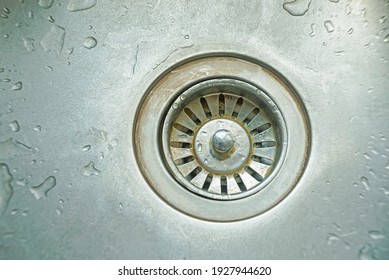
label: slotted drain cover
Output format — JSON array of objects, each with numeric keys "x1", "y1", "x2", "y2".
[
  {"x1": 162, "y1": 79, "x2": 287, "y2": 200},
  {"x1": 134, "y1": 54, "x2": 310, "y2": 221}
]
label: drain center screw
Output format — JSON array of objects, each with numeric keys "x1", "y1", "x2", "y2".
[{"x1": 212, "y1": 129, "x2": 235, "y2": 153}]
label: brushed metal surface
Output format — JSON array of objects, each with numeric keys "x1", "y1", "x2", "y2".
[{"x1": 0, "y1": 0, "x2": 388, "y2": 259}]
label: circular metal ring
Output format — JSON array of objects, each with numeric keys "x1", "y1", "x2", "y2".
[
  {"x1": 134, "y1": 54, "x2": 310, "y2": 221},
  {"x1": 162, "y1": 78, "x2": 287, "y2": 200}
]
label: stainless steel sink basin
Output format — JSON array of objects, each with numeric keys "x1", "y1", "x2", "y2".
[{"x1": 0, "y1": 0, "x2": 388, "y2": 259}]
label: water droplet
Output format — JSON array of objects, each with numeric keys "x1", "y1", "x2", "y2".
[
  {"x1": 364, "y1": 42, "x2": 371, "y2": 48},
  {"x1": 9, "y1": 120, "x2": 20, "y2": 132},
  {"x1": 119, "y1": 202, "x2": 123, "y2": 211},
  {"x1": 347, "y1": 28, "x2": 353, "y2": 34},
  {"x1": 384, "y1": 34, "x2": 389, "y2": 43},
  {"x1": 30, "y1": 176, "x2": 56, "y2": 200},
  {"x1": 283, "y1": 0, "x2": 312, "y2": 16},
  {"x1": 11, "y1": 209, "x2": 18, "y2": 215},
  {"x1": 364, "y1": 153, "x2": 371, "y2": 160},
  {"x1": 22, "y1": 37, "x2": 35, "y2": 52},
  {"x1": 326, "y1": 181, "x2": 330, "y2": 185},
  {"x1": 108, "y1": 139, "x2": 118, "y2": 151},
  {"x1": 21, "y1": 209, "x2": 28, "y2": 216},
  {"x1": 38, "y1": 0, "x2": 54, "y2": 9},
  {"x1": 172, "y1": 103, "x2": 179, "y2": 109},
  {"x1": 83, "y1": 162, "x2": 101, "y2": 176},
  {"x1": 327, "y1": 233, "x2": 340, "y2": 245},
  {"x1": 0, "y1": 67, "x2": 4, "y2": 73},
  {"x1": 381, "y1": 187, "x2": 389, "y2": 196},
  {"x1": 334, "y1": 50, "x2": 344, "y2": 56},
  {"x1": 82, "y1": 145, "x2": 91, "y2": 152},
  {"x1": 358, "y1": 244, "x2": 375, "y2": 260},
  {"x1": 66, "y1": 47, "x2": 74, "y2": 54},
  {"x1": 67, "y1": 0, "x2": 97, "y2": 12},
  {"x1": 1, "y1": 14, "x2": 8, "y2": 19},
  {"x1": 328, "y1": 0, "x2": 339, "y2": 2},
  {"x1": 197, "y1": 142, "x2": 202, "y2": 152},
  {"x1": 46, "y1": 65, "x2": 53, "y2": 72},
  {"x1": 0, "y1": 78, "x2": 10, "y2": 82},
  {"x1": 324, "y1": 20, "x2": 335, "y2": 33},
  {"x1": 47, "y1": 15, "x2": 54, "y2": 23},
  {"x1": 333, "y1": 223, "x2": 342, "y2": 231},
  {"x1": 11, "y1": 81, "x2": 22, "y2": 91},
  {"x1": 360, "y1": 176, "x2": 370, "y2": 191},
  {"x1": 88, "y1": 127, "x2": 108, "y2": 141},
  {"x1": 3, "y1": 7, "x2": 10, "y2": 14},
  {"x1": 379, "y1": 15, "x2": 387, "y2": 24},
  {"x1": 56, "y1": 208, "x2": 62, "y2": 215},
  {"x1": 15, "y1": 178, "x2": 26, "y2": 186},
  {"x1": 0, "y1": 138, "x2": 32, "y2": 159},
  {"x1": 41, "y1": 25, "x2": 66, "y2": 53},
  {"x1": 368, "y1": 230, "x2": 385, "y2": 240},
  {"x1": 184, "y1": 35, "x2": 189, "y2": 39},
  {"x1": 34, "y1": 125, "x2": 42, "y2": 132},
  {"x1": 59, "y1": 199, "x2": 64, "y2": 204},
  {"x1": 0, "y1": 163, "x2": 13, "y2": 215},
  {"x1": 309, "y1": 23, "x2": 316, "y2": 37},
  {"x1": 28, "y1": 11, "x2": 33, "y2": 18},
  {"x1": 83, "y1": 36, "x2": 97, "y2": 49},
  {"x1": 345, "y1": 4, "x2": 352, "y2": 15}
]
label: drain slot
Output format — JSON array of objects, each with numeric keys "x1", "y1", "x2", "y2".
[{"x1": 232, "y1": 97, "x2": 243, "y2": 118}]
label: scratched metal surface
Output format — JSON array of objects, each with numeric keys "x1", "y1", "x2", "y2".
[{"x1": 0, "y1": 0, "x2": 388, "y2": 259}]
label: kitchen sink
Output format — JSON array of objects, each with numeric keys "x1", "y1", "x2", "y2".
[{"x1": 0, "y1": 0, "x2": 388, "y2": 259}]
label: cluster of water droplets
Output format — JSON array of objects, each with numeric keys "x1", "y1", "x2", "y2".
[
  {"x1": 282, "y1": 0, "x2": 388, "y2": 259},
  {"x1": 283, "y1": 0, "x2": 389, "y2": 56},
  {"x1": 0, "y1": 1, "x2": 114, "y2": 225}
]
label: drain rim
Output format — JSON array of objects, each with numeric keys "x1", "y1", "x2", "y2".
[
  {"x1": 134, "y1": 54, "x2": 311, "y2": 221},
  {"x1": 161, "y1": 78, "x2": 287, "y2": 200}
]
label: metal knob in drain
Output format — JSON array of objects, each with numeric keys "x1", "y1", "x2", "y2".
[
  {"x1": 162, "y1": 79, "x2": 286, "y2": 200},
  {"x1": 212, "y1": 129, "x2": 235, "y2": 153},
  {"x1": 134, "y1": 55, "x2": 310, "y2": 221}
]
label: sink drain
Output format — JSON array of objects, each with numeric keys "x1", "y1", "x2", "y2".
[
  {"x1": 134, "y1": 54, "x2": 310, "y2": 221},
  {"x1": 162, "y1": 79, "x2": 287, "y2": 200}
]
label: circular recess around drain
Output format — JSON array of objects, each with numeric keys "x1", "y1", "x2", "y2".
[
  {"x1": 134, "y1": 54, "x2": 310, "y2": 221},
  {"x1": 162, "y1": 78, "x2": 287, "y2": 200}
]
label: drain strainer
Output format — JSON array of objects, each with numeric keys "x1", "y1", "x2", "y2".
[
  {"x1": 134, "y1": 54, "x2": 310, "y2": 221},
  {"x1": 162, "y1": 79, "x2": 287, "y2": 200}
]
